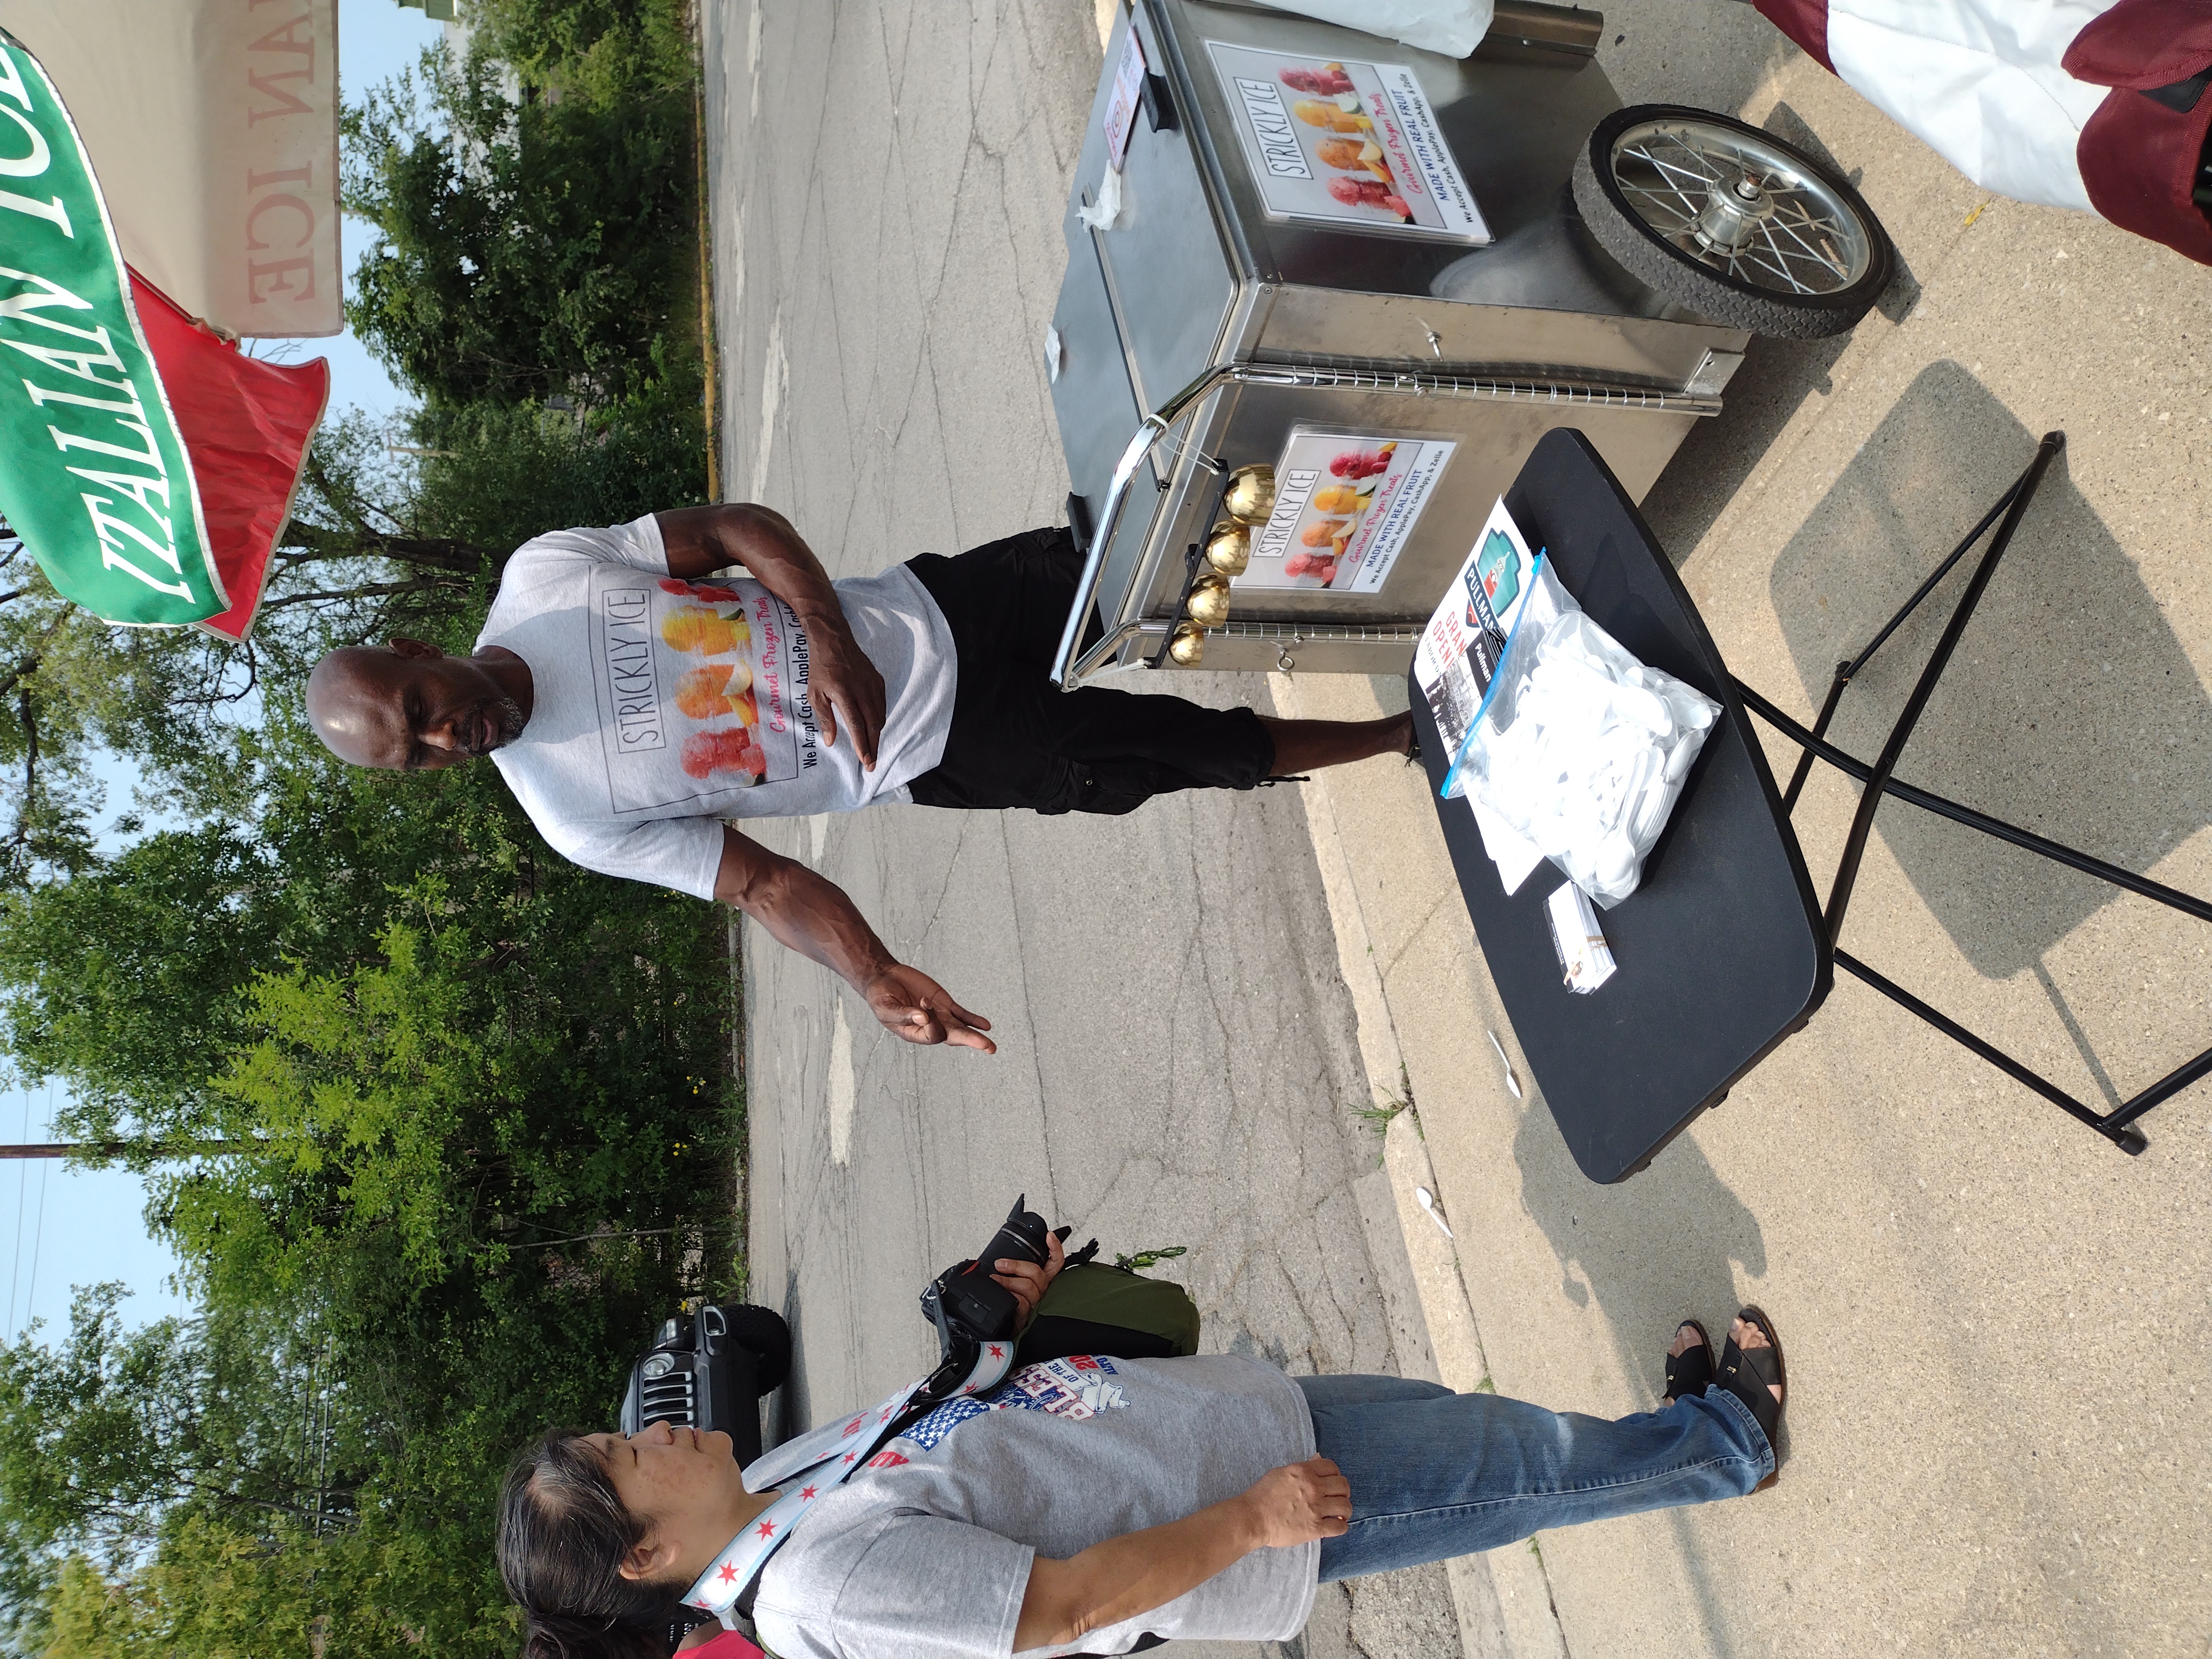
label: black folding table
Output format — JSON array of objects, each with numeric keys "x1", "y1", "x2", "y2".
[{"x1": 1413, "y1": 427, "x2": 2211, "y2": 1182}]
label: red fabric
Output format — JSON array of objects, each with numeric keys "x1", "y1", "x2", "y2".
[
  {"x1": 684, "y1": 1629, "x2": 766, "y2": 1659},
  {"x1": 1751, "y1": 0, "x2": 1836, "y2": 74},
  {"x1": 127, "y1": 271, "x2": 330, "y2": 641},
  {"x1": 2075, "y1": 84, "x2": 2212, "y2": 266},
  {"x1": 2062, "y1": 0, "x2": 2212, "y2": 90}
]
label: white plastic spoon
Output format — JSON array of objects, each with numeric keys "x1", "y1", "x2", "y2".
[
  {"x1": 1415, "y1": 1186, "x2": 1454, "y2": 1240},
  {"x1": 1487, "y1": 1029, "x2": 1523, "y2": 1099}
]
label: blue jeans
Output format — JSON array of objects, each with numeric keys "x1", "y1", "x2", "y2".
[{"x1": 1297, "y1": 1374, "x2": 1773, "y2": 1581}]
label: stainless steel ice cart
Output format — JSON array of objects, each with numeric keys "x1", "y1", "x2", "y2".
[{"x1": 1048, "y1": 0, "x2": 1894, "y2": 685}]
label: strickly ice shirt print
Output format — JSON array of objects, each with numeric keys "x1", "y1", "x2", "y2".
[
  {"x1": 475, "y1": 514, "x2": 955, "y2": 899},
  {"x1": 593, "y1": 572, "x2": 816, "y2": 797}
]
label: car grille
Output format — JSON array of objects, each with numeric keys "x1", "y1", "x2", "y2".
[{"x1": 637, "y1": 1364, "x2": 697, "y2": 1428}]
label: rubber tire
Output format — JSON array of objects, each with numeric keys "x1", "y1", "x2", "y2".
[
  {"x1": 1573, "y1": 103, "x2": 1894, "y2": 340},
  {"x1": 718, "y1": 1303, "x2": 792, "y2": 1394}
]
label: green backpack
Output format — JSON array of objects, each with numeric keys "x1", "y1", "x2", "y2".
[{"x1": 1013, "y1": 1255, "x2": 1200, "y2": 1366}]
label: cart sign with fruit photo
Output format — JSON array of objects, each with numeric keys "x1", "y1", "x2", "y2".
[
  {"x1": 1206, "y1": 43, "x2": 1490, "y2": 241},
  {"x1": 1236, "y1": 428, "x2": 1458, "y2": 593}
]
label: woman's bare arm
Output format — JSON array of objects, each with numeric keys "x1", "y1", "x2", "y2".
[{"x1": 1011, "y1": 1459, "x2": 1350, "y2": 1651}]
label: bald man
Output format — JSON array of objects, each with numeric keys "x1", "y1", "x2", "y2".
[{"x1": 308, "y1": 506, "x2": 1413, "y2": 1052}]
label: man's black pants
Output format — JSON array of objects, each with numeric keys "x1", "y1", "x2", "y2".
[{"x1": 904, "y1": 527, "x2": 1276, "y2": 816}]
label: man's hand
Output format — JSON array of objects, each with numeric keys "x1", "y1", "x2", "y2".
[
  {"x1": 801, "y1": 614, "x2": 886, "y2": 773},
  {"x1": 655, "y1": 503, "x2": 884, "y2": 768},
  {"x1": 990, "y1": 1227, "x2": 1066, "y2": 1325},
  {"x1": 860, "y1": 963, "x2": 996, "y2": 1053},
  {"x1": 1238, "y1": 1458, "x2": 1353, "y2": 1548},
  {"x1": 718, "y1": 829, "x2": 995, "y2": 1058}
]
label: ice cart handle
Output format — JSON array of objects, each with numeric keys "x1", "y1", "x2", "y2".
[{"x1": 1051, "y1": 362, "x2": 1264, "y2": 691}]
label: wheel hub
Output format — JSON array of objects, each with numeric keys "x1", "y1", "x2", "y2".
[{"x1": 1692, "y1": 169, "x2": 1772, "y2": 255}]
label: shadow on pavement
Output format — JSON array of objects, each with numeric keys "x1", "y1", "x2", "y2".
[
  {"x1": 771, "y1": 1269, "x2": 806, "y2": 1452},
  {"x1": 1510, "y1": 1097, "x2": 1767, "y2": 1659},
  {"x1": 1764, "y1": 359, "x2": 2210, "y2": 982}
]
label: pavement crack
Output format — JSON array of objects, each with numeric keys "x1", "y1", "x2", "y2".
[
  {"x1": 1381, "y1": 889, "x2": 1454, "y2": 980},
  {"x1": 995, "y1": 815, "x2": 1063, "y2": 1214}
]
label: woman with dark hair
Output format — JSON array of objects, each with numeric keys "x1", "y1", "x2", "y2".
[
  {"x1": 497, "y1": 1427, "x2": 707, "y2": 1659},
  {"x1": 497, "y1": 1250, "x2": 1787, "y2": 1659}
]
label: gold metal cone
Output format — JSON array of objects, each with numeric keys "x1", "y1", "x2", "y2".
[
  {"x1": 1185, "y1": 573, "x2": 1231, "y2": 628},
  {"x1": 1204, "y1": 520, "x2": 1251, "y2": 577},
  {"x1": 1167, "y1": 623, "x2": 1206, "y2": 665},
  {"x1": 1222, "y1": 464, "x2": 1276, "y2": 526}
]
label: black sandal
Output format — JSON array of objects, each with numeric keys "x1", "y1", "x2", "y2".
[
  {"x1": 1716, "y1": 1305, "x2": 1786, "y2": 1489},
  {"x1": 1661, "y1": 1319, "x2": 1715, "y2": 1404}
]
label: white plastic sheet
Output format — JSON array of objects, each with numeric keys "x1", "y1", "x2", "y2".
[
  {"x1": 1250, "y1": 0, "x2": 1495, "y2": 60},
  {"x1": 1459, "y1": 561, "x2": 1719, "y2": 908},
  {"x1": 1825, "y1": 0, "x2": 2111, "y2": 212},
  {"x1": 1076, "y1": 166, "x2": 1126, "y2": 230}
]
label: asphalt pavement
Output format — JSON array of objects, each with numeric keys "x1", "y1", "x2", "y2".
[
  {"x1": 702, "y1": 4, "x2": 1468, "y2": 1651},
  {"x1": 705, "y1": 6, "x2": 2212, "y2": 1657}
]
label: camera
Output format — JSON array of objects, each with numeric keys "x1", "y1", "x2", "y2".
[{"x1": 914, "y1": 1194, "x2": 1060, "y2": 1404}]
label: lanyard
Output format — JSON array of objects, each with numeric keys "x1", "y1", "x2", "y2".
[{"x1": 681, "y1": 1338, "x2": 1018, "y2": 1618}]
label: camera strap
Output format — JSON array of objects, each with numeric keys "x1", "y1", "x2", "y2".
[{"x1": 681, "y1": 1339, "x2": 1018, "y2": 1621}]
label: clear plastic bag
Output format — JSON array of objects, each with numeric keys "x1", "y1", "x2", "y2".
[{"x1": 1445, "y1": 557, "x2": 1719, "y2": 908}]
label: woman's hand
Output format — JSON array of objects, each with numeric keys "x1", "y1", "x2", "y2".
[
  {"x1": 1014, "y1": 1447, "x2": 1350, "y2": 1650},
  {"x1": 1238, "y1": 1458, "x2": 1353, "y2": 1548},
  {"x1": 990, "y1": 1226, "x2": 1067, "y2": 1325}
]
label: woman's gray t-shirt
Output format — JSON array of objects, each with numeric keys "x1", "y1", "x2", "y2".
[{"x1": 751, "y1": 1354, "x2": 1319, "y2": 1659}]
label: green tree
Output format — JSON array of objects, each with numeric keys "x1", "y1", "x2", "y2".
[
  {"x1": 0, "y1": 526, "x2": 259, "y2": 885},
  {"x1": 0, "y1": 1288, "x2": 355, "y2": 1647},
  {"x1": 38, "y1": 1521, "x2": 415, "y2": 1659},
  {"x1": 0, "y1": 718, "x2": 734, "y2": 1655},
  {"x1": 342, "y1": 33, "x2": 697, "y2": 409},
  {"x1": 0, "y1": 4, "x2": 721, "y2": 1649},
  {"x1": 465, "y1": 0, "x2": 697, "y2": 106}
]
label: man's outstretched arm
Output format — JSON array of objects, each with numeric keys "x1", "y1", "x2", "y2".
[
  {"x1": 714, "y1": 825, "x2": 994, "y2": 1053},
  {"x1": 1012, "y1": 1458, "x2": 1350, "y2": 1651},
  {"x1": 656, "y1": 503, "x2": 886, "y2": 771}
]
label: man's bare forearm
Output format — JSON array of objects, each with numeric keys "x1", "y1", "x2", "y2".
[
  {"x1": 1014, "y1": 1495, "x2": 1262, "y2": 1651},
  {"x1": 714, "y1": 826, "x2": 993, "y2": 1051},
  {"x1": 657, "y1": 503, "x2": 843, "y2": 626},
  {"x1": 716, "y1": 841, "x2": 893, "y2": 990}
]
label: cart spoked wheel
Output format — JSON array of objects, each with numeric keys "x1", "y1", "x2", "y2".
[
  {"x1": 719, "y1": 1303, "x2": 792, "y2": 1394},
  {"x1": 1573, "y1": 105, "x2": 1894, "y2": 339}
]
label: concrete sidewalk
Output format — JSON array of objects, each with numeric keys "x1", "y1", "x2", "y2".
[{"x1": 1290, "y1": 7, "x2": 2212, "y2": 1656}]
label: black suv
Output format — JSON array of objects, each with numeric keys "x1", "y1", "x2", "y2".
[{"x1": 619, "y1": 1301, "x2": 791, "y2": 1468}]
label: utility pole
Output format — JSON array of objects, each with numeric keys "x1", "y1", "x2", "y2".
[{"x1": 0, "y1": 1142, "x2": 248, "y2": 1159}]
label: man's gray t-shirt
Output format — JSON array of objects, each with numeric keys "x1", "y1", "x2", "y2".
[
  {"x1": 752, "y1": 1355, "x2": 1319, "y2": 1659},
  {"x1": 476, "y1": 514, "x2": 955, "y2": 899}
]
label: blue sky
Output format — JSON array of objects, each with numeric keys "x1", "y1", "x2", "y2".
[{"x1": 0, "y1": 1, "x2": 447, "y2": 1350}]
